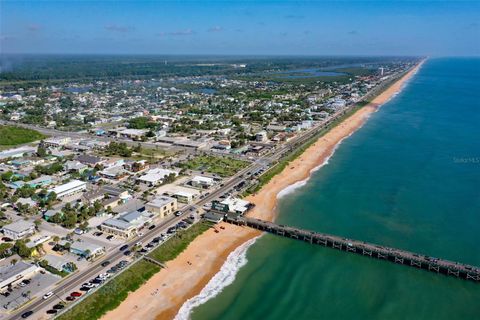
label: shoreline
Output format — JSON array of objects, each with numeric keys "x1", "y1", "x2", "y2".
[{"x1": 101, "y1": 60, "x2": 424, "y2": 320}]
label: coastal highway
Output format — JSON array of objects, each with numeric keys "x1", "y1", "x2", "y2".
[
  {"x1": 7, "y1": 153, "x2": 263, "y2": 320},
  {"x1": 6, "y1": 67, "x2": 413, "y2": 319}
]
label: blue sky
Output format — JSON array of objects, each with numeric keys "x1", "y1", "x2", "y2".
[{"x1": 1, "y1": 1, "x2": 479, "y2": 56}]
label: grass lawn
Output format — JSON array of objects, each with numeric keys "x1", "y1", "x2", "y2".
[
  {"x1": 57, "y1": 221, "x2": 212, "y2": 320},
  {"x1": 0, "y1": 125, "x2": 46, "y2": 146},
  {"x1": 179, "y1": 155, "x2": 249, "y2": 177},
  {"x1": 148, "y1": 221, "x2": 212, "y2": 262}
]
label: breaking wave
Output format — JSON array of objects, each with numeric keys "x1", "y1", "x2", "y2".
[{"x1": 174, "y1": 236, "x2": 261, "y2": 320}]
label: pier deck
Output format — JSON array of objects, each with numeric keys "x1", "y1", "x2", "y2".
[{"x1": 225, "y1": 216, "x2": 480, "y2": 282}]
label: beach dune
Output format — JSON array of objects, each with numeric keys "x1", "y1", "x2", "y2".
[{"x1": 101, "y1": 61, "x2": 424, "y2": 320}]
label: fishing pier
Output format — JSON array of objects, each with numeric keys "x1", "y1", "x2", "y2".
[{"x1": 225, "y1": 216, "x2": 480, "y2": 282}]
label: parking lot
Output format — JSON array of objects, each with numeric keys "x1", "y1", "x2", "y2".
[{"x1": 0, "y1": 272, "x2": 59, "y2": 312}]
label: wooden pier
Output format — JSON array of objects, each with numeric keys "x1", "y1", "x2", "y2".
[{"x1": 225, "y1": 216, "x2": 480, "y2": 282}]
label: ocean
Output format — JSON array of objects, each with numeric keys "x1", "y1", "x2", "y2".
[{"x1": 184, "y1": 58, "x2": 480, "y2": 320}]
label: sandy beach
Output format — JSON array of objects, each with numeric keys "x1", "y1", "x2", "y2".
[{"x1": 101, "y1": 61, "x2": 424, "y2": 320}]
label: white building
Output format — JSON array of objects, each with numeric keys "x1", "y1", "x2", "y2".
[
  {"x1": 220, "y1": 197, "x2": 251, "y2": 215},
  {"x1": 2, "y1": 221, "x2": 35, "y2": 240},
  {"x1": 100, "y1": 210, "x2": 155, "y2": 238},
  {"x1": 255, "y1": 131, "x2": 268, "y2": 142},
  {"x1": 42, "y1": 137, "x2": 71, "y2": 148},
  {"x1": 48, "y1": 179, "x2": 87, "y2": 198},
  {"x1": 172, "y1": 190, "x2": 195, "y2": 203},
  {"x1": 145, "y1": 196, "x2": 178, "y2": 218},
  {"x1": 137, "y1": 168, "x2": 178, "y2": 187},
  {"x1": 191, "y1": 176, "x2": 214, "y2": 188}
]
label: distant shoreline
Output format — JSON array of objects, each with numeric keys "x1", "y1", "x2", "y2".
[{"x1": 100, "y1": 60, "x2": 425, "y2": 320}]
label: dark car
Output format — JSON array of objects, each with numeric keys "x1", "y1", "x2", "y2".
[
  {"x1": 123, "y1": 250, "x2": 132, "y2": 256},
  {"x1": 119, "y1": 245, "x2": 129, "y2": 251},
  {"x1": 22, "y1": 279, "x2": 31, "y2": 285},
  {"x1": 53, "y1": 304, "x2": 65, "y2": 310},
  {"x1": 101, "y1": 260, "x2": 111, "y2": 267},
  {"x1": 21, "y1": 311, "x2": 33, "y2": 318},
  {"x1": 148, "y1": 224, "x2": 156, "y2": 230},
  {"x1": 66, "y1": 296, "x2": 76, "y2": 301},
  {"x1": 152, "y1": 237, "x2": 161, "y2": 243},
  {"x1": 46, "y1": 309, "x2": 58, "y2": 314}
]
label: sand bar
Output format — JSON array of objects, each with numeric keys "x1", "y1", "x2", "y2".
[{"x1": 101, "y1": 61, "x2": 424, "y2": 320}]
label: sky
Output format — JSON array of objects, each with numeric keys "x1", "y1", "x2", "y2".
[{"x1": 1, "y1": 0, "x2": 479, "y2": 56}]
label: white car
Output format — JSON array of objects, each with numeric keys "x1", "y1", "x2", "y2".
[{"x1": 43, "y1": 292, "x2": 54, "y2": 300}]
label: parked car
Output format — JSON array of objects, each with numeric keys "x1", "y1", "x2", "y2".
[
  {"x1": 148, "y1": 224, "x2": 156, "y2": 230},
  {"x1": 119, "y1": 245, "x2": 129, "y2": 251},
  {"x1": 70, "y1": 291, "x2": 82, "y2": 297},
  {"x1": 46, "y1": 309, "x2": 58, "y2": 315}
]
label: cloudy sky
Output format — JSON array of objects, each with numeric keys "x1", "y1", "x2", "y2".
[{"x1": 1, "y1": 0, "x2": 479, "y2": 56}]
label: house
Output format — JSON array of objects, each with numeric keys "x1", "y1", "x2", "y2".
[
  {"x1": 100, "y1": 165, "x2": 128, "y2": 180},
  {"x1": 69, "y1": 241, "x2": 105, "y2": 259},
  {"x1": 48, "y1": 179, "x2": 87, "y2": 198},
  {"x1": 64, "y1": 160, "x2": 88, "y2": 173},
  {"x1": 124, "y1": 160, "x2": 149, "y2": 173},
  {"x1": 145, "y1": 196, "x2": 178, "y2": 218},
  {"x1": 191, "y1": 175, "x2": 215, "y2": 188},
  {"x1": 0, "y1": 262, "x2": 39, "y2": 291},
  {"x1": 16, "y1": 198, "x2": 37, "y2": 208},
  {"x1": 26, "y1": 175, "x2": 53, "y2": 188},
  {"x1": 2, "y1": 220, "x2": 36, "y2": 240},
  {"x1": 42, "y1": 254, "x2": 75, "y2": 273},
  {"x1": 76, "y1": 155, "x2": 104, "y2": 167},
  {"x1": 43, "y1": 209, "x2": 61, "y2": 222}
]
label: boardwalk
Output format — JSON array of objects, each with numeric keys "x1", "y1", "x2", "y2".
[{"x1": 225, "y1": 216, "x2": 480, "y2": 282}]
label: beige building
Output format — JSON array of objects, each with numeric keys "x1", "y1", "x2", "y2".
[{"x1": 145, "y1": 196, "x2": 178, "y2": 218}]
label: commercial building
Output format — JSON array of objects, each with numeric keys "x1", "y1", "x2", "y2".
[
  {"x1": 137, "y1": 168, "x2": 178, "y2": 187},
  {"x1": 100, "y1": 210, "x2": 155, "y2": 238},
  {"x1": 212, "y1": 197, "x2": 252, "y2": 215},
  {"x1": 48, "y1": 179, "x2": 87, "y2": 198},
  {"x1": 145, "y1": 196, "x2": 178, "y2": 218},
  {"x1": 0, "y1": 146, "x2": 37, "y2": 160},
  {"x1": 190, "y1": 175, "x2": 215, "y2": 188},
  {"x1": 0, "y1": 262, "x2": 39, "y2": 291},
  {"x1": 41, "y1": 137, "x2": 71, "y2": 148},
  {"x1": 2, "y1": 221, "x2": 36, "y2": 240},
  {"x1": 255, "y1": 130, "x2": 268, "y2": 142}
]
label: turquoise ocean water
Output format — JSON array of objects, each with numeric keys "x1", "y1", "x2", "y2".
[{"x1": 188, "y1": 58, "x2": 480, "y2": 320}]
